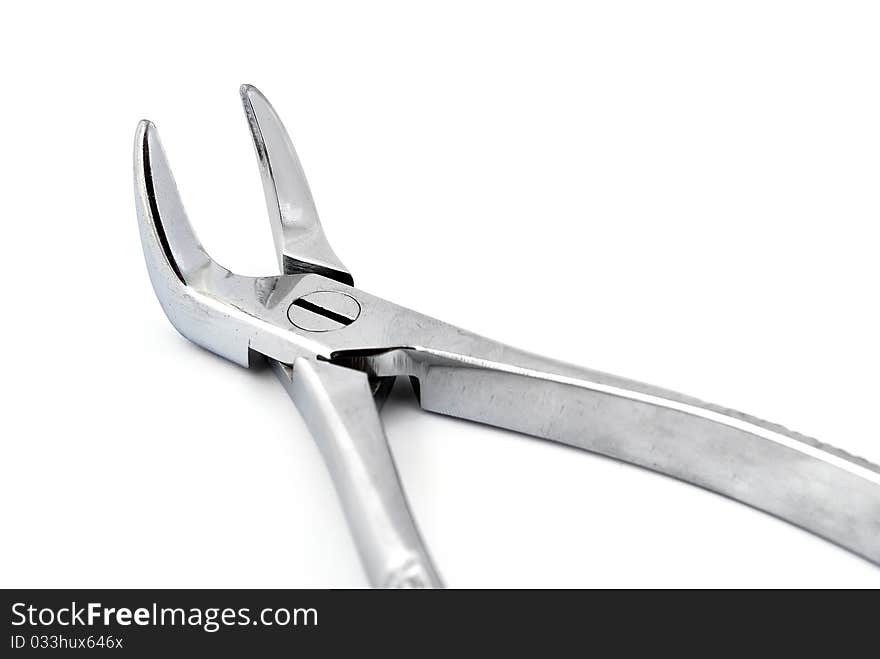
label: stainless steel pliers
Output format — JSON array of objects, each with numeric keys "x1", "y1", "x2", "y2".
[{"x1": 133, "y1": 85, "x2": 880, "y2": 587}]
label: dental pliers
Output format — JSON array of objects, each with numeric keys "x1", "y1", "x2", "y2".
[{"x1": 134, "y1": 85, "x2": 880, "y2": 587}]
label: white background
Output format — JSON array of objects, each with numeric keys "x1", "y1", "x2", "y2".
[{"x1": 1, "y1": 2, "x2": 879, "y2": 588}]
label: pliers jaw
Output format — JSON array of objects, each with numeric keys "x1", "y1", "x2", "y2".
[
  {"x1": 134, "y1": 119, "x2": 254, "y2": 366},
  {"x1": 134, "y1": 113, "x2": 362, "y2": 368},
  {"x1": 134, "y1": 82, "x2": 363, "y2": 368},
  {"x1": 240, "y1": 84, "x2": 353, "y2": 285}
]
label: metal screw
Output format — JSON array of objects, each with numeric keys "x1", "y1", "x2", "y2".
[{"x1": 287, "y1": 291, "x2": 361, "y2": 332}]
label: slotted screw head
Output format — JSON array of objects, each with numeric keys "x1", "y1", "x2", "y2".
[{"x1": 287, "y1": 291, "x2": 361, "y2": 332}]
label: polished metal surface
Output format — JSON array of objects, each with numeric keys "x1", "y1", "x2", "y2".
[
  {"x1": 274, "y1": 358, "x2": 441, "y2": 588},
  {"x1": 134, "y1": 85, "x2": 880, "y2": 587},
  {"x1": 241, "y1": 85, "x2": 352, "y2": 284}
]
